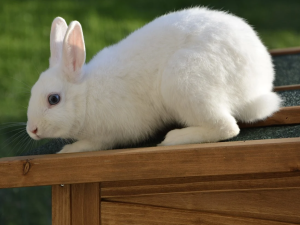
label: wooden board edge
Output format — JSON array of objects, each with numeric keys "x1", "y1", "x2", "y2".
[
  {"x1": 270, "y1": 47, "x2": 300, "y2": 56},
  {"x1": 1, "y1": 137, "x2": 300, "y2": 189},
  {"x1": 274, "y1": 84, "x2": 300, "y2": 92},
  {"x1": 101, "y1": 175, "x2": 300, "y2": 198}
]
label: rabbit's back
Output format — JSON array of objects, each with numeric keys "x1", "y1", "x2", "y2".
[{"x1": 88, "y1": 7, "x2": 274, "y2": 111}]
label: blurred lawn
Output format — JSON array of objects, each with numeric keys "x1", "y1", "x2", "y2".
[{"x1": 1, "y1": 1, "x2": 300, "y2": 224}]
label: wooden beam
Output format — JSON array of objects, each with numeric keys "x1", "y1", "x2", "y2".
[
  {"x1": 274, "y1": 84, "x2": 300, "y2": 92},
  {"x1": 52, "y1": 183, "x2": 101, "y2": 225},
  {"x1": 269, "y1": 47, "x2": 300, "y2": 56},
  {"x1": 0, "y1": 137, "x2": 300, "y2": 189},
  {"x1": 101, "y1": 174, "x2": 300, "y2": 198},
  {"x1": 52, "y1": 184, "x2": 71, "y2": 225},
  {"x1": 71, "y1": 183, "x2": 101, "y2": 225}
]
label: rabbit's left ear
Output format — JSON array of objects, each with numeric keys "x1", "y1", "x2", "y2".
[
  {"x1": 62, "y1": 21, "x2": 86, "y2": 83},
  {"x1": 50, "y1": 17, "x2": 68, "y2": 68}
]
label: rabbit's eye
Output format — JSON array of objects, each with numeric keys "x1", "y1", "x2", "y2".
[{"x1": 48, "y1": 94, "x2": 60, "y2": 105}]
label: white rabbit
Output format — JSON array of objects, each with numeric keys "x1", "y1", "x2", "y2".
[{"x1": 26, "y1": 7, "x2": 281, "y2": 153}]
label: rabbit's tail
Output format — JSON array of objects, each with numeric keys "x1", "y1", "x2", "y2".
[{"x1": 236, "y1": 92, "x2": 282, "y2": 123}]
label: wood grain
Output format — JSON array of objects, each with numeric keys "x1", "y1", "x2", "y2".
[
  {"x1": 52, "y1": 184, "x2": 71, "y2": 225},
  {"x1": 104, "y1": 188, "x2": 300, "y2": 224},
  {"x1": 1, "y1": 138, "x2": 300, "y2": 188},
  {"x1": 238, "y1": 106, "x2": 300, "y2": 128},
  {"x1": 101, "y1": 174, "x2": 300, "y2": 198},
  {"x1": 101, "y1": 201, "x2": 295, "y2": 225},
  {"x1": 71, "y1": 183, "x2": 101, "y2": 225}
]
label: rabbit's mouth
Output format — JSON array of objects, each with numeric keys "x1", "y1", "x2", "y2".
[
  {"x1": 28, "y1": 131, "x2": 42, "y2": 141},
  {"x1": 26, "y1": 124, "x2": 42, "y2": 140},
  {"x1": 34, "y1": 134, "x2": 41, "y2": 140}
]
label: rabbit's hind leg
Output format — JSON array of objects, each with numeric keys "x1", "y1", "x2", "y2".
[
  {"x1": 159, "y1": 112, "x2": 239, "y2": 146},
  {"x1": 160, "y1": 49, "x2": 239, "y2": 146}
]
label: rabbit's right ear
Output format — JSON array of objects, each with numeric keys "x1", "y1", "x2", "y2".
[
  {"x1": 61, "y1": 21, "x2": 86, "y2": 83},
  {"x1": 49, "y1": 17, "x2": 68, "y2": 68}
]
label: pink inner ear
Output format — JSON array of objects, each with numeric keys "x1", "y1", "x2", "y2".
[
  {"x1": 72, "y1": 57, "x2": 77, "y2": 71},
  {"x1": 62, "y1": 21, "x2": 86, "y2": 81},
  {"x1": 68, "y1": 24, "x2": 85, "y2": 72}
]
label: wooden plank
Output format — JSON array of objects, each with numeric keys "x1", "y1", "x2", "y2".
[
  {"x1": 101, "y1": 174, "x2": 300, "y2": 198},
  {"x1": 71, "y1": 182, "x2": 101, "y2": 225},
  {"x1": 1, "y1": 137, "x2": 300, "y2": 188},
  {"x1": 269, "y1": 47, "x2": 300, "y2": 56},
  {"x1": 274, "y1": 84, "x2": 300, "y2": 92},
  {"x1": 239, "y1": 106, "x2": 300, "y2": 128},
  {"x1": 101, "y1": 171, "x2": 300, "y2": 189},
  {"x1": 101, "y1": 201, "x2": 295, "y2": 225},
  {"x1": 52, "y1": 184, "x2": 71, "y2": 225},
  {"x1": 104, "y1": 188, "x2": 300, "y2": 224}
]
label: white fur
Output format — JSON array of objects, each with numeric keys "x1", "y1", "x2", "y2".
[
  {"x1": 26, "y1": 7, "x2": 282, "y2": 153},
  {"x1": 49, "y1": 17, "x2": 68, "y2": 68}
]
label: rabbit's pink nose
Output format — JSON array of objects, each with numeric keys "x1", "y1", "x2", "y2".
[{"x1": 32, "y1": 128, "x2": 38, "y2": 134}]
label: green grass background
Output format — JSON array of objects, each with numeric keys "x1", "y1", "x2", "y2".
[{"x1": 1, "y1": 0, "x2": 300, "y2": 224}]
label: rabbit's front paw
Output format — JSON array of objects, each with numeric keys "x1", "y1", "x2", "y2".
[
  {"x1": 57, "y1": 144, "x2": 76, "y2": 154},
  {"x1": 57, "y1": 140, "x2": 99, "y2": 153}
]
